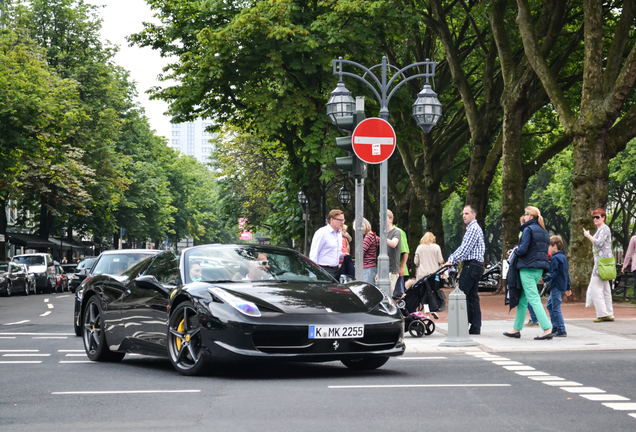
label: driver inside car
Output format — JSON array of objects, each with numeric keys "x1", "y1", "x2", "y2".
[
  {"x1": 189, "y1": 262, "x2": 203, "y2": 282},
  {"x1": 244, "y1": 253, "x2": 271, "y2": 280}
]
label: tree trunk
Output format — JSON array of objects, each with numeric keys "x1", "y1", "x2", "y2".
[
  {"x1": 38, "y1": 194, "x2": 54, "y2": 241},
  {"x1": 569, "y1": 132, "x2": 610, "y2": 300},
  {"x1": 0, "y1": 199, "x2": 7, "y2": 261}
]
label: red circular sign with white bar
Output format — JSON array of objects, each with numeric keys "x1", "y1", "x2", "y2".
[{"x1": 351, "y1": 118, "x2": 397, "y2": 164}]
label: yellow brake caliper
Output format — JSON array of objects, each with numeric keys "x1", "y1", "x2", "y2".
[{"x1": 176, "y1": 319, "x2": 185, "y2": 351}]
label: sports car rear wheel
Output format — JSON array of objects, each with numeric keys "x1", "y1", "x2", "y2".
[
  {"x1": 168, "y1": 302, "x2": 207, "y2": 376},
  {"x1": 341, "y1": 356, "x2": 389, "y2": 371},
  {"x1": 82, "y1": 297, "x2": 124, "y2": 362}
]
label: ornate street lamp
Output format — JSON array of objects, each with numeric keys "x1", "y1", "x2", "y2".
[
  {"x1": 297, "y1": 190, "x2": 308, "y2": 214},
  {"x1": 413, "y1": 83, "x2": 442, "y2": 133},
  {"x1": 337, "y1": 185, "x2": 352, "y2": 209},
  {"x1": 326, "y1": 78, "x2": 355, "y2": 125}
]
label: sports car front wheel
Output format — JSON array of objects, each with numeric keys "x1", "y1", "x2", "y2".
[
  {"x1": 342, "y1": 356, "x2": 389, "y2": 371},
  {"x1": 167, "y1": 302, "x2": 207, "y2": 376},
  {"x1": 82, "y1": 297, "x2": 124, "y2": 362}
]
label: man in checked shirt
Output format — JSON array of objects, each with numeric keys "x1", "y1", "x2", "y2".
[{"x1": 445, "y1": 205, "x2": 486, "y2": 335}]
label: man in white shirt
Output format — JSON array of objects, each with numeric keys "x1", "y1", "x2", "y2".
[{"x1": 309, "y1": 209, "x2": 346, "y2": 280}]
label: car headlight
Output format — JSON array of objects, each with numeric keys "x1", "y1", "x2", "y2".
[
  {"x1": 208, "y1": 287, "x2": 261, "y2": 317},
  {"x1": 378, "y1": 292, "x2": 399, "y2": 315},
  {"x1": 76, "y1": 289, "x2": 84, "y2": 301}
]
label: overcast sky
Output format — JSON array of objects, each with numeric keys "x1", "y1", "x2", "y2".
[{"x1": 85, "y1": 0, "x2": 173, "y2": 139}]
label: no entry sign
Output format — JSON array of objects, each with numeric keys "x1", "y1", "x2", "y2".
[{"x1": 351, "y1": 118, "x2": 396, "y2": 164}]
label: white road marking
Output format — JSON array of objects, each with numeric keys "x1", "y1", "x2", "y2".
[
  {"x1": 33, "y1": 336, "x2": 67, "y2": 339},
  {"x1": 59, "y1": 361, "x2": 93, "y2": 364},
  {"x1": 0, "y1": 337, "x2": 16, "y2": 339},
  {"x1": 0, "y1": 361, "x2": 42, "y2": 364},
  {"x1": 57, "y1": 295, "x2": 71, "y2": 298},
  {"x1": 528, "y1": 376, "x2": 565, "y2": 381},
  {"x1": 39, "y1": 312, "x2": 52, "y2": 317},
  {"x1": 44, "y1": 298, "x2": 49, "y2": 303},
  {"x1": 602, "y1": 403, "x2": 636, "y2": 410},
  {"x1": 544, "y1": 381, "x2": 582, "y2": 386},
  {"x1": 3, "y1": 320, "x2": 30, "y2": 326},
  {"x1": 398, "y1": 356, "x2": 447, "y2": 360},
  {"x1": 629, "y1": 414, "x2": 636, "y2": 419},
  {"x1": 503, "y1": 366, "x2": 535, "y2": 371},
  {"x1": 0, "y1": 333, "x2": 74, "y2": 336},
  {"x1": 561, "y1": 387, "x2": 605, "y2": 394},
  {"x1": 47, "y1": 304, "x2": 54, "y2": 309},
  {"x1": 482, "y1": 357, "x2": 509, "y2": 360},
  {"x1": 0, "y1": 350, "x2": 39, "y2": 352},
  {"x1": 52, "y1": 390, "x2": 202, "y2": 395},
  {"x1": 58, "y1": 350, "x2": 85, "y2": 353},
  {"x1": 516, "y1": 371, "x2": 549, "y2": 376},
  {"x1": 329, "y1": 384, "x2": 511, "y2": 389},
  {"x1": 3, "y1": 354, "x2": 50, "y2": 357},
  {"x1": 465, "y1": 352, "x2": 490, "y2": 356},
  {"x1": 581, "y1": 394, "x2": 630, "y2": 401},
  {"x1": 65, "y1": 354, "x2": 87, "y2": 357},
  {"x1": 493, "y1": 361, "x2": 523, "y2": 366}
]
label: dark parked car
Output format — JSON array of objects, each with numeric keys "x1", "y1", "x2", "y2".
[
  {"x1": 73, "y1": 250, "x2": 161, "y2": 336},
  {"x1": 68, "y1": 258, "x2": 96, "y2": 293},
  {"x1": 77, "y1": 245, "x2": 404, "y2": 376},
  {"x1": 16, "y1": 264, "x2": 36, "y2": 295},
  {"x1": 0, "y1": 262, "x2": 30, "y2": 296},
  {"x1": 54, "y1": 265, "x2": 69, "y2": 293}
]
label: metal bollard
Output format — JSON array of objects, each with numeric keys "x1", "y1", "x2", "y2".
[{"x1": 440, "y1": 286, "x2": 478, "y2": 347}]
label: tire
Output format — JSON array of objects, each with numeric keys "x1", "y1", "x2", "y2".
[
  {"x1": 342, "y1": 356, "x2": 389, "y2": 371},
  {"x1": 5, "y1": 282, "x2": 11, "y2": 297},
  {"x1": 408, "y1": 320, "x2": 425, "y2": 338},
  {"x1": 167, "y1": 302, "x2": 207, "y2": 376},
  {"x1": 46, "y1": 280, "x2": 53, "y2": 294},
  {"x1": 82, "y1": 297, "x2": 124, "y2": 362},
  {"x1": 422, "y1": 318, "x2": 435, "y2": 335},
  {"x1": 22, "y1": 282, "x2": 29, "y2": 296}
]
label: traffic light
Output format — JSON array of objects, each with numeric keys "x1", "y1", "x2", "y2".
[{"x1": 334, "y1": 111, "x2": 367, "y2": 179}]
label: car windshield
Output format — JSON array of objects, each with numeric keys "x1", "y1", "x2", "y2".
[
  {"x1": 92, "y1": 253, "x2": 156, "y2": 276},
  {"x1": 0, "y1": 264, "x2": 8, "y2": 272},
  {"x1": 13, "y1": 256, "x2": 45, "y2": 266},
  {"x1": 77, "y1": 258, "x2": 96, "y2": 270},
  {"x1": 183, "y1": 246, "x2": 334, "y2": 284}
]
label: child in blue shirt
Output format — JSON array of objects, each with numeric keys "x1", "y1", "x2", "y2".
[{"x1": 542, "y1": 235, "x2": 572, "y2": 336}]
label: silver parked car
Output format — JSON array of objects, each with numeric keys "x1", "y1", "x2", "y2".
[{"x1": 12, "y1": 253, "x2": 56, "y2": 294}]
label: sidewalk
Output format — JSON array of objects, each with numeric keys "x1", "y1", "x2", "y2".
[{"x1": 404, "y1": 289, "x2": 636, "y2": 354}]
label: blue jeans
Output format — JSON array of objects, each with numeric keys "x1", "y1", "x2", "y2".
[
  {"x1": 547, "y1": 289, "x2": 565, "y2": 333},
  {"x1": 363, "y1": 267, "x2": 377, "y2": 285}
]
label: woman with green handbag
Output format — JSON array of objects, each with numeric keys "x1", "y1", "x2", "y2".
[{"x1": 583, "y1": 208, "x2": 615, "y2": 322}]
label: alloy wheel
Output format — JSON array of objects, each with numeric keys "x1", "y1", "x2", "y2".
[{"x1": 168, "y1": 303, "x2": 205, "y2": 375}]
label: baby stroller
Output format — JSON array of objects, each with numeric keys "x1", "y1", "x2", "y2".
[{"x1": 396, "y1": 265, "x2": 450, "y2": 338}]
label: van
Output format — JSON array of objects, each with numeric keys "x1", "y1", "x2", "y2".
[{"x1": 12, "y1": 253, "x2": 56, "y2": 294}]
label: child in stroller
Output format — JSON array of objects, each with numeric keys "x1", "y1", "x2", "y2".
[{"x1": 396, "y1": 265, "x2": 450, "y2": 337}]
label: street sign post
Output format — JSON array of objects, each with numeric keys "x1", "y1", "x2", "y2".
[{"x1": 351, "y1": 118, "x2": 396, "y2": 164}]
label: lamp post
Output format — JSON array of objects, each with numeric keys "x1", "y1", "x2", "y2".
[
  {"x1": 337, "y1": 185, "x2": 352, "y2": 209},
  {"x1": 297, "y1": 191, "x2": 309, "y2": 255},
  {"x1": 329, "y1": 56, "x2": 441, "y2": 295}
]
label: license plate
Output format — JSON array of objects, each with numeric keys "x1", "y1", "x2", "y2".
[{"x1": 308, "y1": 325, "x2": 364, "y2": 339}]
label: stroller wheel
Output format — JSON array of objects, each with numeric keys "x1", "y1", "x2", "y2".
[
  {"x1": 408, "y1": 320, "x2": 425, "y2": 338},
  {"x1": 423, "y1": 319, "x2": 435, "y2": 335},
  {"x1": 396, "y1": 299, "x2": 406, "y2": 309}
]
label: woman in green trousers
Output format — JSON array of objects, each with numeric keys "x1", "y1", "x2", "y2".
[{"x1": 504, "y1": 206, "x2": 554, "y2": 340}]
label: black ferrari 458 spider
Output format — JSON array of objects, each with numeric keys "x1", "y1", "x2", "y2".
[{"x1": 77, "y1": 244, "x2": 404, "y2": 375}]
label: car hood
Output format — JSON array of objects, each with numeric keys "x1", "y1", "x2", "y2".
[
  {"x1": 206, "y1": 281, "x2": 385, "y2": 314},
  {"x1": 28, "y1": 265, "x2": 47, "y2": 273}
]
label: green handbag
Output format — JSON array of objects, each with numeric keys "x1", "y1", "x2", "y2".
[
  {"x1": 595, "y1": 246, "x2": 617, "y2": 281},
  {"x1": 598, "y1": 257, "x2": 617, "y2": 281}
]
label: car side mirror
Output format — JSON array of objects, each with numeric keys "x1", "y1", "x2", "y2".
[{"x1": 135, "y1": 275, "x2": 169, "y2": 297}]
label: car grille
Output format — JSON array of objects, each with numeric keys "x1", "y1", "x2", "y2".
[{"x1": 252, "y1": 324, "x2": 400, "y2": 354}]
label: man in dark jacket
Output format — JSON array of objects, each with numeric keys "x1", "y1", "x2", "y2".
[{"x1": 542, "y1": 235, "x2": 571, "y2": 337}]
